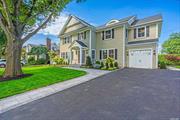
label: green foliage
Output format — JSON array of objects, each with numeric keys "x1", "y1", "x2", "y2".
[
  {"x1": 110, "y1": 62, "x2": 114, "y2": 68},
  {"x1": 114, "y1": 62, "x2": 119, "y2": 68},
  {"x1": 96, "y1": 61, "x2": 100, "y2": 64},
  {"x1": 105, "y1": 57, "x2": 115, "y2": 64},
  {"x1": 86, "y1": 56, "x2": 92, "y2": 66},
  {"x1": 158, "y1": 61, "x2": 166, "y2": 69},
  {"x1": 0, "y1": 29, "x2": 6, "y2": 58},
  {"x1": 53, "y1": 56, "x2": 65, "y2": 65},
  {"x1": 158, "y1": 54, "x2": 180, "y2": 66},
  {"x1": 36, "y1": 58, "x2": 47, "y2": 64},
  {"x1": 100, "y1": 61, "x2": 104, "y2": 68},
  {"x1": 105, "y1": 62, "x2": 109, "y2": 69},
  {"x1": 28, "y1": 56, "x2": 36, "y2": 65},
  {"x1": 162, "y1": 33, "x2": 180, "y2": 54},
  {"x1": 29, "y1": 46, "x2": 48, "y2": 59}
]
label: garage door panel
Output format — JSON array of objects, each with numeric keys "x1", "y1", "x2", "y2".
[{"x1": 129, "y1": 49, "x2": 152, "y2": 69}]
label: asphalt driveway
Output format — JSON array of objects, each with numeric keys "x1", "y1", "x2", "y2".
[{"x1": 0, "y1": 68, "x2": 180, "y2": 120}]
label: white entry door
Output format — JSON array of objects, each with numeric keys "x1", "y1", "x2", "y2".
[{"x1": 129, "y1": 49, "x2": 152, "y2": 69}]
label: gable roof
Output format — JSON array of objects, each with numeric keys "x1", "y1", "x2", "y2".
[
  {"x1": 96, "y1": 15, "x2": 136, "y2": 30},
  {"x1": 59, "y1": 15, "x2": 94, "y2": 36},
  {"x1": 132, "y1": 14, "x2": 162, "y2": 26},
  {"x1": 69, "y1": 40, "x2": 88, "y2": 48}
]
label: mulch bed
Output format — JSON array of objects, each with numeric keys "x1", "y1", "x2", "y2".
[{"x1": 0, "y1": 74, "x2": 33, "y2": 82}]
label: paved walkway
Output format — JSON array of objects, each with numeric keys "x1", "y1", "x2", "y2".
[
  {"x1": 167, "y1": 66, "x2": 180, "y2": 71},
  {"x1": 0, "y1": 68, "x2": 179, "y2": 120},
  {"x1": 0, "y1": 67, "x2": 110, "y2": 114}
]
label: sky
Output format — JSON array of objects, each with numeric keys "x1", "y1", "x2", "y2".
[{"x1": 27, "y1": 0, "x2": 180, "y2": 48}]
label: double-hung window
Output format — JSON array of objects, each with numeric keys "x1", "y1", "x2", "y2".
[
  {"x1": 138, "y1": 27, "x2": 145, "y2": 38},
  {"x1": 102, "y1": 29, "x2": 114, "y2": 40},
  {"x1": 63, "y1": 36, "x2": 72, "y2": 44},
  {"x1": 78, "y1": 31, "x2": 86, "y2": 40},
  {"x1": 102, "y1": 50, "x2": 108, "y2": 59}
]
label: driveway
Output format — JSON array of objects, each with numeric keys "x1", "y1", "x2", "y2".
[{"x1": 0, "y1": 68, "x2": 180, "y2": 120}]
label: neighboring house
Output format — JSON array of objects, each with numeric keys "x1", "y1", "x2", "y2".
[
  {"x1": 59, "y1": 14, "x2": 162, "y2": 69},
  {"x1": 24, "y1": 44, "x2": 47, "y2": 60}
]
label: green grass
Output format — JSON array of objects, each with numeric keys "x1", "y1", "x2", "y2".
[
  {"x1": 0, "y1": 66, "x2": 86, "y2": 99},
  {"x1": 175, "y1": 66, "x2": 180, "y2": 69}
]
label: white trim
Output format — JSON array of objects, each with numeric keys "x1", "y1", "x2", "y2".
[
  {"x1": 136, "y1": 26, "x2": 146, "y2": 38},
  {"x1": 156, "y1": 43, "x2": 158, "y2": 68},
  {"x1": 132, "y1": 19, "x2": 162, "y2": 27},
  {"x1": 89, "y1": 29, "x2": 92, "y2": 57},
  {"x1": 156, "y1": 23, "x2": 159, "y2": 38},
  {"x1": 128, "y1": 48, "x2": 153, "y2": 69},
  {"x1": 122, "y1": 25, "x2": 126, "y2": 68},
  {"x1": 126, "y1": 42, "x2": 157, "y2": 46}
]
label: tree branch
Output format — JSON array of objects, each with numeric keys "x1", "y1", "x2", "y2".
[
  {"x1": 22, "y1": 13, "x2": 53, "y2": 43},
  {"x1": 1, "y1": 0, "x2": 14, "y2": 30}
]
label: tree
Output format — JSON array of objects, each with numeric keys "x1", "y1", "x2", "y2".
[
  {"x1": 0, "y1": 0, "x2": 82, "y2": 77},
  {"x1": 0, "y1": 29, "x2": 6, "y2": 58},
  {"x1": 29, "y1": 46, "x2": 48, "y2": 60},
  {"x1": 162, "y1": 33, "x2": 180, "y2": 54}
]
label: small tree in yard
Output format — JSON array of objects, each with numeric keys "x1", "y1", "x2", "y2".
[
  {"x1": 162, "y1": 33, "x2": 180, "y2": 54},
  {"x1": 0, "y1": 0, "x2": 83, "y2": 77}
]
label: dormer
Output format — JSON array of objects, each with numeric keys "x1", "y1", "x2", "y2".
[{"x1": 106, "y1": 20, "x2": 119, "y2": 26}]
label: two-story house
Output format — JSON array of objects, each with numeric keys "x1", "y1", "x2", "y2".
[{"x1": 59, "y1": 14, "x2": 162, "y2": 69}]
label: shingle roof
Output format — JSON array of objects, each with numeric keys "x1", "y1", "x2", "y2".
[
  {"x1": 76, "y1": 40, "x2": 87, "y2": 47},
  {"x1": 96, "y1": 16, "x2": 135, "y2": 30},
  {"x1": 132, "y1": 14, "x2": 162, "y2": 26}
]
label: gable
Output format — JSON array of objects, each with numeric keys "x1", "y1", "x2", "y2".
[{"x1": 60, "y1": 15, "x2": 92, "y2": 35}]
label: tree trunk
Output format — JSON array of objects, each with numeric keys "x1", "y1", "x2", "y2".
[{"x1": 3, "y1": 40, "x2": 23, "y2": 78}]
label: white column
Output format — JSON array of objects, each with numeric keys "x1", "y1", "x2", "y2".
[
  {"x1": 69, "y1": 49, "x2": 72, "y2": 64},
  {"x1": 80, "y1": 47, "x2": 82, "y2": 65},
  {"x1": 122, "y1": 25, "x2": 126, "y2": 68}
]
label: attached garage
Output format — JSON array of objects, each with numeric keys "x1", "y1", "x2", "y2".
[{"x1": 129, "y1": 48, "x2": 153, "y2": 69}]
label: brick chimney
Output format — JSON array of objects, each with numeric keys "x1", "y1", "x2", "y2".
[{"x1": 46, "y1": 37, "x2": 51, "y2": 50}]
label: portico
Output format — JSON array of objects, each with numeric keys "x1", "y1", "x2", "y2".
[{"x1": 69, "y1": 40, "x2": 88, "y2": 65}]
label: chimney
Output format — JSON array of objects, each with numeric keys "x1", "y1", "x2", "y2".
[{"x1": 46, "y1": 37, "x2": 51, "y2": 50}]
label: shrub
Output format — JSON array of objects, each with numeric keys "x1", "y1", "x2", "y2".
[
  {"x1": 86, "y1": 56, "x2": 92, "y2": 66},
  {"x1": 36, "y1": 58, "x2": 46, "y2": 64},
  {"x1": 53, "y1": 57, "x2": 64, "y2": 65},
  {"x1": 110, "y1": 62, "x2": 114, "y2": 68},
  {"x1": 96, "y1": 61, "x2": 100, "y2": 64},
  {"x1": 28, "y1": 56, "x2": 36, "y2": 65},
  {"x1": 105, "y1": 62, "x2": 109, "y2": 69},
  {"x1": 114, "y1": 62, "x2": 119, "y2": 68},
  {"x1": 105, "y1": 57, "x2": 114, "y2": 64},
  {"x1": 158, "y1": 54, "x2": 180, "y2": 66},
  {"x1": 100, "y1": 61, "x2": 104, "y2": 68},
  {"x1": 158, "y1": 61, "x2": 166, "y2": 69}
]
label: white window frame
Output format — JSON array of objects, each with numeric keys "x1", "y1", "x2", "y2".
[
  {"x1": 78, "y1": 31, "x2": 87, "y2": 41},
  {"x1": 103, "y1": 29, "x2": 114, "y2": 40},
  {"x1": 101, "y1": 48, "x2": 116, "y2": 60},
  {"x1": 137, "y1": 26, "x2": 146, "y2": 38}
]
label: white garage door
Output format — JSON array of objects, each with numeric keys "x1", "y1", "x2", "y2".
[{"x1": 129, "y1": 49, "x2": 152, "y2": 69}]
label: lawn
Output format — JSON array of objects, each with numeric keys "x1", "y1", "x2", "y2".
[
  {"x1": 0, "y1": 66, "x2": 86, "y2": 99},
  {"x1": 175, "y1": 66, "x2": 180, "y2": 69}
]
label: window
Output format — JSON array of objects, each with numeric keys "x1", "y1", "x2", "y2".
[
  {"x1": 138, "y1": 27, "x2": 145, "y2": 37},
  {"x1": 100, "y1": 49, "x2": 118, "y2": 60},
  {"x1": 61, "y1": 52, "x2": 65, "y2": 58},
  {"x1": 63, "y1": 36, "x2": 72, "y2": 44},
  {"x1": 102, "y1": 29, "x2": 114, "y2": 40},
  {"x1": 92, "y1": 50, "x2": 96, "y2": 60},
  {"x1": 109, "y1": 49, "x2": 114, "y2": 58},
  {"x1": 146, "y1": 26, "x2": 150, "y2": 37},
  {"x1": 78, "y1": 31, "x2": 86, "y2": 40},
  {"x1": 105, "y1": 30, "x2": 112, "y2": 39},
  {"x1": 102, "y1": 50, "x2": 108, "y2": 59}
]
